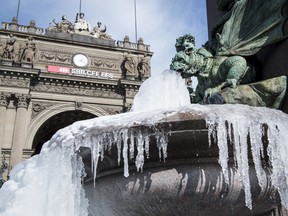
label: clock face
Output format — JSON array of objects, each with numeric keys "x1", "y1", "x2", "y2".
[{"x1": 73, "y1": 53, "x2": 89, "y2": 67}]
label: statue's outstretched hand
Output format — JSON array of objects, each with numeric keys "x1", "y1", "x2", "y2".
[{"x1": 204, "y1": 87, "x2": 221, "y2": 100}]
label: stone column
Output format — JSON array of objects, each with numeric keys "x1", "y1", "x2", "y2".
[
  {"x1": 0, "y1": 92, "x2": 11, "y2": 163},
  {"x1": 10, "y1": 94, "x2": 31, "y2": 167}
]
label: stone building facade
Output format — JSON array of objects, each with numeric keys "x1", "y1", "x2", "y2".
[{"x1": 0, "y1": 17, "x2": 153, "y2": 178}]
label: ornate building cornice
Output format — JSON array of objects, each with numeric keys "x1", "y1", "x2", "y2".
[
  {"x1": 0, "y1": 78, "x2": 30, "y2": 88},
  {"x1": 30, "y1": 83, "x2": 124, "y2": 99}
]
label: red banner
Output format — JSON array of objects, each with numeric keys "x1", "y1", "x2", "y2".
[{"x1": 48, "y1": 65, "x2": 71, "y2": 74}]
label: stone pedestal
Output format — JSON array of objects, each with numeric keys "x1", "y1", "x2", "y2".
[
  {"x1": 0, "y1": 59, "x2": 13, "y2": 66},
  {"x1": 20, "y1": 62, "x2": 33, "y2": 68},
  {"x1": 80, "y1": 111, "x2": 281, "y2": 216}
]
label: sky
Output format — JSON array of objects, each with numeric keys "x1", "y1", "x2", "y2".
[{"x1": 0, "y1": 0, "x2": 208, "y2": 78}]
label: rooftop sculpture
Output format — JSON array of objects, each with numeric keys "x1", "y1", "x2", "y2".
[
  {"x1": 48, "y1": 13, "x2": 113, "y2": 39},
  {"x1": 170, "y1": 0, "x2": 288, "y2": 109}
]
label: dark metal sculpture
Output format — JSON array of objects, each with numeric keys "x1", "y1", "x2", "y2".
[{"x1": 171, "y1": 0, "x2": 288, "y2": 109}]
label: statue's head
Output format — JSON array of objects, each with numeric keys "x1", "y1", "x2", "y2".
[
  {"x1": 170, "y1": 51, "x2": 193, "y2": 76},
  {"x1": 175, "y1": 34, "x2": 195, "y2": 53},
  {"x1": 62, "y1": 15, "x2": 67, "y2": 20}
]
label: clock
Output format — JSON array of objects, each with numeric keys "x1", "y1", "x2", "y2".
[{"x1": 72, "y1": 53, "x2": 89, "y2": 67}]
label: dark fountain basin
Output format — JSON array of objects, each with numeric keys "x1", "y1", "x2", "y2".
[{"x1": 79, "y1": 111, "x2": 280, "y2": 216}]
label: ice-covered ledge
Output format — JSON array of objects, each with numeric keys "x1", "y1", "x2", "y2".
[{"x1": 78, "y1": 105, "x2": 285, "y2": 216}]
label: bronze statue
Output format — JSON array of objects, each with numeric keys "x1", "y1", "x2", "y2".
[{"x1": 170, "y1": 0, "x2": 288, "y2": 109}]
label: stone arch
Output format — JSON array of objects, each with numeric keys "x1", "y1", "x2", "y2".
[{"x1": 25, "y1": 103, "x2": 110, "y2": 152}]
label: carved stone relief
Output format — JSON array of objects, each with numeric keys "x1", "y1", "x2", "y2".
[
  {"x1": 0, "y1": 35, "x2": 38, "y2": 64},
  {"x1": 75, "y1": 101, "x2": 83, "y2": 110},
  {"x1": 91, "y1": 57, "x2": 119, "y2": 70},
  {"x1": 0, "y1": 78, "x2": 30, "y2": 88},
  {"x1": 15, "y1": 94, "x2": 31, "y2": 109},
  {"x1": 126, "y1": 89, "x2": 138, "y2": 98},
  {"x1": 97, "y1": 105, "x2": 123, "y2": 115},
  {"x1": 40, "y1": 50, "x2": 71, "y2": 63},
  {"x1": 30, "y1": 84, "x2": 124, "y2": 99},
  {"x1": 31, "y1": 102, "x2": 54, "y2": 119},
  {"x1": 39, "y1": 49, "x2": 119, "y2": 71},
  {"x1": 0, "y1": 92, "x2": 11, "y2": 107}
]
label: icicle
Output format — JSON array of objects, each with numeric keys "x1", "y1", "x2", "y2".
[
  {"x1": 267, "y1": 124, "x2": 288, "y2": 209},
  {"x1": 122, "y1": 129, "x2": 129, "y2": 177},
  {"x1": 206, "y1": 110, "x2": 253, "y2": 209},
  {"x1": 114, "y1": 131, "x2": 122, "y2": 166},
  {"x1": 135, "y1": 131, "x2": 145, "y2": 172},
  {"x1": 155, "y1": 129, "x2": 168, "y2": 162},
  {"x1": 98, "y1": 134, "x2": 105, "y2": 161},
  {"x1": 71, "y1": 153, "x2": 89, "y2": 216},
  {"x1": 129, "y1": 130, "x2": 135, "y2": 160},
  {"x1": 107, "y1": 131, "x2": 114, "y2": 154},
  {"x1": 207, "y1": 119, "x2": 217, "y2": 148},
  {"x1": 144, "y1": 130, "x2": 150, "y2": 159},
  {"x1": 234, "y1": 121, "x2": 252, "y2": 209},
  {"x1": 249, "y1": 123, "x2": 266, "y2": 190},
  {"x1": 215, "y1": 119, "x2": 229, "y2": 184},
  {"x1": 91, "y1": 136, "x2": 101, "y2": 186}
]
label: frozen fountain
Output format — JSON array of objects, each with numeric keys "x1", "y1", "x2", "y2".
[
  {"x1": 1, "y1": 2, "x2": 288, "y2": 214},
  {"x1": 0, "y1": 70, "x2": 288, "y2": 216}
]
